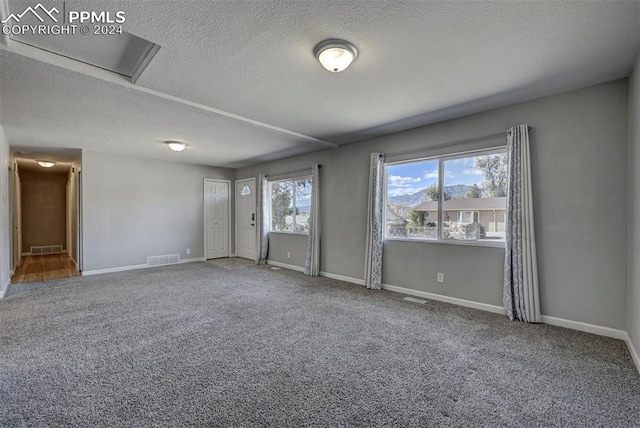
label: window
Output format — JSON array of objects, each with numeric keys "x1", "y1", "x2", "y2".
[
  {"x1": 385, "y1": 148, "x2": 507, "y2": 244},
  {"x1": 270, "y1": 178, "x2": 312, "y2": 233},
  {"x1": 458, "y1": 211, "x2": 479, "y2": 224}
]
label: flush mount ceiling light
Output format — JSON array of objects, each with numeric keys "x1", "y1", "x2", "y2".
[
  {"x1": 36, "y1": 160, "x2": 55, "y2": 168},
  {"x1": 166, "y1": 141, "x2": 187, "y2": 152},
  {"x1": 313, "y1": 39, "x2": 358, "y2": 72}
]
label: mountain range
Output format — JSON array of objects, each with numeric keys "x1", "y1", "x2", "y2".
[{"x1": 389, "y1": 185, "x2": 475, "y2": 207}]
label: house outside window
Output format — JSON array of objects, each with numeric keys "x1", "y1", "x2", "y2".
[{"x1": 385, "y1": 147, "x2": 507, "y2": 245}]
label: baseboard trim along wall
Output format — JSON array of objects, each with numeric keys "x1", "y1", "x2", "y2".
[
  {"x1": 320, "y1": 271, "x2": 365, "y2": 286},
  {"x1": 624, "y1": 335, "x2": 640, "y2": 375},
  {"x1": 539, "y1": 315, "x2": 627, "y2": 340},
  {"x1": 0, "y1": 279, "x2": 9, "y2": 299},
  {"x1": 266, "y1": 260, "x2": 304, "y2": 272},
  {"x1": 266, "y1": 261, "x2": 366, "y2": 286},
  {"x1": 82, "y1": 257, "x2": 206, "y2": 276},
  {"x1": 382, "y1": 283, "x2": 506, "y2": 315}
]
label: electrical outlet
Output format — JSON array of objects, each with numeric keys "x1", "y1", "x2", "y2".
[
  {"x1": 186, "y1": 248, "x2": 191, "y2": 255},
  {"x1": 287, "y1": 252, "x2": 291, "y2": 259},
  {"x1": 437, "y1": 273, "x2": 444, "y2": 283}
]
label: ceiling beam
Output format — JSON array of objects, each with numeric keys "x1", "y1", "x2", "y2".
[{"x1": 0, "y1": 41, "x2": 340, "y2": 150}]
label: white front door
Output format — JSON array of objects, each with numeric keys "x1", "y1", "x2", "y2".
[
  {"x1": 235, "y1": 178, "x2": 256, "y2": 260},
  {"x1": 205, "y1": 179, "x2": 230, "y2": 259}
]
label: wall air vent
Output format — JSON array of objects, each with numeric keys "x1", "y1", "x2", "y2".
[
  {"x1": 31, "y1": 245, "x2": 63, "y2": 255},
  {"x1": 147, "y1": 254, "x2": 180, "y2": 267}
]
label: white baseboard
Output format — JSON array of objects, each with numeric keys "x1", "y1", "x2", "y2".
[
  {"x1": 539, "y1": 315, "x2": 627, "y2": 340},
  {"x1": 82, "y1": 257, "x2": 205, "y2": 276},
  {"x1": 319, "y1": 271, "x2": 365, "y2": 286},
  {"x1": 21, "y1": 252, "x2": 31, "y2": 256},
  {"x1": 0, "y1": 278, "x2": 9, "y2": 298},
  {"x1": 266, "y1": 260, "x2": 304, "y2": 272},
  {"x1": 382, "y1": 283, "x2": 506, "y2": 315},
  {"x1": 230, "y1": 253, "x2": 237, "y2": 257},
  {"x1": 265, "y1": 262, "x2": 366, "y2": 286},
  {"x1": 624, "y1": 334, "x2": 640, "y2": 375}
]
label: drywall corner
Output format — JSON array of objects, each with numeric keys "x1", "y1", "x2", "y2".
[
  {"x1": 0, "y1": 124, "x2": 11, "y2": 296},
  {"x1": 627, "y1": 49, "x2": 640, "y2": 366}
]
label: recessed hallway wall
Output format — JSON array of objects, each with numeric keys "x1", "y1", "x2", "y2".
[{"x1": 20, "y1": 170, "x2": 67, "y2": 252}]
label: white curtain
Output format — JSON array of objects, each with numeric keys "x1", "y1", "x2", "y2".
[
  {"x1": 256, "y1": 174, "x2": 269, "y2": 265},
  {"x1": 304, "y1": 164, "x2": 320, "y2": 276},
  {"x1": 503, "y1": 124, "x2": 540, "y2": 322},
  {"x1": 364, "y1": 153, "x2": 385, "y2": 289}
]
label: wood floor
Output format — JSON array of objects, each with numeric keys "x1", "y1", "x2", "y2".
[{"x1": 11, "y1": 253, "x2": 80, "y2": 284}]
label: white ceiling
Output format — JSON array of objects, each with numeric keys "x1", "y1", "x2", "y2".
[{"x1": 1, "y1": 1, "x2": 639, "y2": 168}]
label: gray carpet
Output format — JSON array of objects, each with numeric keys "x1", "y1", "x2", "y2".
[{"x1": 1, "y1": 260, "x2": 639, "y2": 427}]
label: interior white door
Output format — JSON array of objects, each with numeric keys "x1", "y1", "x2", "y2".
[
  {"x1": 235, "y1": 178, "x2": 256, "y2": 260},
  {"x1": 205, "y1": 179, "x2": 230, "y2": 259}
]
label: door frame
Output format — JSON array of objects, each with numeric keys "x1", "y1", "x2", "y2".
[
  {"x1": 11, "y1": 163, "x2": 22, "y2": 269},
  {"x1": 77, "y1": 167, "x2": 83, "y2": 272},
  {"x1": 203, "y1": 179, "x2": 232, "y2": 260},
  {"x1": 234, "y1": 177, "x2": 256, "y2": 261}
]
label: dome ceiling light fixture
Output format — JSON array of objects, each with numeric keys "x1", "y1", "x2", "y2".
[
  {"x1": 166, "y1": 141, "x2": 187, "y2": 152},
  {"x1": 36, "y1": 160, "x2": 56, "y2": 168},
  {"x1": 313, "y1": 39, "x2": 358, "y2": 73}
]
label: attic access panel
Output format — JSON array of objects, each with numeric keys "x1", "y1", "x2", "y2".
[{"x1": 6, "y1": 1, "x2": 159, "y2": 82}]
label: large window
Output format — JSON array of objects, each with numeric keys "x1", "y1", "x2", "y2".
[
  {"x1": 270, "y1": 178, "x2": 312, "y2": 233},
  {"x1": 385, "y1": 148, "x2": 507, "y2": 244}
]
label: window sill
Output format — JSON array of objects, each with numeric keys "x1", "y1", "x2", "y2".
[
  {"x1": 384, "y1": 237, "x2": 505, "y2": 249},
  {"x1": 269, "y1": 231, "x2": 309, "y2": 236}
]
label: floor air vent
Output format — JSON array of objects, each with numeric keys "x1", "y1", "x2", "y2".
[
  {"x1": 147, "y1": 254, "x2": 180, "y2": 267},
  {"x1": 31, "y1": 245, "x2": 64, "y2": 255}
]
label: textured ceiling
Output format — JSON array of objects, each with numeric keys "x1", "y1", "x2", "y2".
[{"x1": 1, "y1": 0, "x2": 639, "y2": 168}]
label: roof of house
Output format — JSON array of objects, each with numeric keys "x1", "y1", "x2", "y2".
[{"x1": 414, "y1": 197, "x2": 506, "y2": 211}]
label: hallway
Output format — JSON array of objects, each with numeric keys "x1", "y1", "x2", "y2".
[{"x1": 11, "y1": 254, "x2": 80, "y2": 284}]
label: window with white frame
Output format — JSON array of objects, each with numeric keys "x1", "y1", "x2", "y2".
[
  {"x1": 270, "y1": 178, "x2": 312, "y2": 233},
  {"x1": 458, "y1": 211, "x2": 479, "y2": 224},
  {"x1": 385, "y1": 147, "x2": 507, "y2": 244}
]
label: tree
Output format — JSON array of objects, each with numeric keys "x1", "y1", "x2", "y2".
[
  {"x1": 271, "y1": 182, "x2": 293, "y2": 230},
  {"x1": 466, "y1": 184, "x2": 482, "y2": 198},
  {"x1": 408, "y1": 209, "x2": 428, "y2": 226},
  {"x1": 424, "y1": 184, "x2": 451, "y2": 202},
  {"x1": 475, "y1": 153, "x2": 508, "y2": 197}
]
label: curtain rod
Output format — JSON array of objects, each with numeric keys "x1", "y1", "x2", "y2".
[{"x1": 384, "y1": 126, "x2": 532, "y2": 158}]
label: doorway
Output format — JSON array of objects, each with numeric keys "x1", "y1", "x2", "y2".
[
  {"x1": 9, "y1": 150, "x2": 82, "y2": 284},
  {"x1": 204, "y1": 179, "x2": 230, "y2": 259},
  {"x1": 235, "y1": 178, "x2": 256, "y2": 260}
]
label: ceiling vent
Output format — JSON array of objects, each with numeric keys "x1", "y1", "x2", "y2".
[{"x1": 6, "y1": 3, "x2": 159, "y2": 83}]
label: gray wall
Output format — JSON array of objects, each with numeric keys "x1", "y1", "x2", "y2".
[
  {"x1": 268, "y1": 233, "x2": 308, "y2": 268},
  {"x1": 627, "y1": 52, "x2": 640, "y2": 356},
  {"x1": 237, "y1": 80, "x2": 629, "y2": 328},
  {"x1": 81, "y1": 151, "x2": 234, "y2": 272},
  {"x1": 0, "y1": 125, "x2": 10, "y2": 296},
  {"x1": 20, "y1": 170, "x2": 67, "y2": 251}
]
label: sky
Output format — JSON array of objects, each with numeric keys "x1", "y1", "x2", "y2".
[{"x1": 387, "y1": 156, "x2": 486, "y2": 197}]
